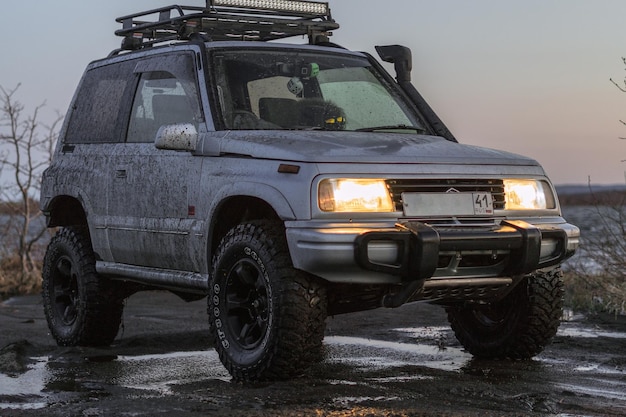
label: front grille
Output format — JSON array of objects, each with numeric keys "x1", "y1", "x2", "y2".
[{"x1": 386, "y1": 178, "x2": 506, "y2": 212}]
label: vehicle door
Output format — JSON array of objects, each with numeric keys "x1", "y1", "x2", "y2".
[
  {"x1": 60, "y1": 60, "x2": 137, "y2": 262},
  {"x1": 106, "y1": 52, "x2": 204, "y2": 272}
]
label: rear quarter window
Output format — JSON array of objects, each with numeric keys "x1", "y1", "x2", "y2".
[{"x1": 65, "y1": 60, "x2": 135, "y2": 144}]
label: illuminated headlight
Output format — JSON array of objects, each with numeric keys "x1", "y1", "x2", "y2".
[
  {"x1": 319, "y1": 179, "x2": 394, "y2": 212},
  {"x1": 213, "y1": 0, "x2": 329, "y2": 15},
  {"x1": 504, "y1": 179, "x2": 556, "y2": 210}
]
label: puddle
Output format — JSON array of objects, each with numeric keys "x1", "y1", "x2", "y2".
[
  {"x1": 324, "y1": 336, "x2": 470, "y2": 373},
  {"x1": 2, "y1": 341, "x2": 453, "y2": 411},
  {"x1": 367, "y1": 375, "x2": 434, "y2": 382},
  {"x1": 113, "y1": 350, "x2": 231, "y2": 392},
  {"x1": 0, "y1": 400, "x2": 48, "y2": 411},
  {"x1": 398, "y1": 321, "x2": 626, "y2": 340},
  {"x1": 333, "y1": 395, "x2": 401, "y2": 407},
  {"x1": 558, "y1": 326, "x2": 626, "y2": 339},
  {"x1": 0, "y1": 357, "x2": 46, "y2": 396},
  {"x1": 556, "y1": 380, "x2": 626, "y2": 402},
  {"x1": 392, "y1": 326, "x2": 450, "y2": 339},
  {"x1": 328, "y1": 379, "x2": 358, "y2": 386},
  {"x1": 0, "y1": 357, "x2": 47, "y2": 410},
  {"x1": 0, "y1": 350, "x2": 230, "y2": 410},
  {"x1": 3, "y1": 320, "x2": 626, "y2": 412}
]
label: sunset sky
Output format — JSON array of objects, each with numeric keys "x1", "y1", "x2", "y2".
[{"x1": 2, "y1": 0, "x2": 626, "y2": 184}]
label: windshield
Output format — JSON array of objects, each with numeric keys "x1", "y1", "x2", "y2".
[{"x1": 212, "y1": 49, "x2": 423, "y2": 132}]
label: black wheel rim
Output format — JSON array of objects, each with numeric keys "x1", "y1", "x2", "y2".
[
  {"x1": 470, "y1": 295, "x2": 522, "y2": 332},
  {"x1": 224, "y1": 259, "x2": 269, "y2": 350},
  {"x1": 472, "y1": 306, "x2": 508, "y2": 328},
  {"x1": 469, "y1": 281, "x2": 526, "y2": 330},
  {"x1": 51, "y1": 255, "x2": 79, "y2": 326}
]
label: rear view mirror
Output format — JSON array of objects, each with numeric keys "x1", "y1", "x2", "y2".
[{"x1": 154, "y1": 123, "x2": 198, "y2": 151}]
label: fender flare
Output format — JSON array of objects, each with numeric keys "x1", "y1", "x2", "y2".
[
  {"x1": 42, "y1": 185, "x2": 94, "y2": 226},
  {"x1": 203, "y1": 182, "x2": 296, "y2": 262},
  {"x1": 208, "y1": 181, "x2": 296, "y2": 222}
]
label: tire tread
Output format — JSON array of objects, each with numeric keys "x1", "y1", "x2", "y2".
[
  {"x1": 209, "y1": 221, "x2": 327, "y2": 382},
  {"x1": 42, "y1": 226, "x2": 123, "y2": 347}
]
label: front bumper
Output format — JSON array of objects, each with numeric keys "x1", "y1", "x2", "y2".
[
  {"x1": 286, "y1": 219, "x2": 579, "y2": 284},
  {"x1": 355, "y1": 220, "x2": 573, "y2": 281}
]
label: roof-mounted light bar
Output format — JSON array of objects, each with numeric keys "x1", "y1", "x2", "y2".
[
  {"x1": 112, "y1": 1, "x2": 338, "y2": 54},
  {"x1": 211, "y1": 0, "x2": 330, "y2": 16}
]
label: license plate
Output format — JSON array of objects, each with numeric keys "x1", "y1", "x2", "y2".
[{"x1": 402, "y1": 192, "x2": 494, "y2": 216}]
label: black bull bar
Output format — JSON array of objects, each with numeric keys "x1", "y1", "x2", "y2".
[{"x1": 354, "y1": 220, "x2": 569, "y2": 281}]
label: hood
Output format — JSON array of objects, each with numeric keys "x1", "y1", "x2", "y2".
[{"x1": 208, "y1": 130, "x2": 540, "y2": 167}]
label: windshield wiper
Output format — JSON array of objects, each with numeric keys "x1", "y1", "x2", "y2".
[{"x1": 355, "y1": 124, "x2": 425, "y2": 133}]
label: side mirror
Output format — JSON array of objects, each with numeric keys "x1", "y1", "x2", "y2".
[
  {"x1": 375, "y1": 45, "x2": 412, "y2": 83},
  {"x1": 154, "y1": 123, "x2": 198, "y2": 151}
]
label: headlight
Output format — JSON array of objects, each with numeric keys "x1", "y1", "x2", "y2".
[
  {"x1": 319, "y1": 179, "x2": 394, "y2": 212},
  {"x1": 504, "y1": 179, "x2": 555, "y2": 210}
]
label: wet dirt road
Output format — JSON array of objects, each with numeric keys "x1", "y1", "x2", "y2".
[{"x1": 1, "y1": 291, "x2": 626, "y2": 416}]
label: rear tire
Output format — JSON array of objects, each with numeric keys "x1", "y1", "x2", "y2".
[
  {"x1": 446, "y1": 268, "x2": 564, "y2": 359},
  {"x1": 42, "y1": 227, "x2": 124, "y2": 346},
  {"x1": 209, "y1": 221, "x2": 327, "y2": 382}
]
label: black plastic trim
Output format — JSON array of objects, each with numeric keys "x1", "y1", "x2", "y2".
[{"x1": 354, "y1": 220, "x2": 569, "y2": 281}]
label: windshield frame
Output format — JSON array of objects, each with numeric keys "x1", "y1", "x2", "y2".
[{"x1": 206, "y1": 43, "x2": 427, "y2": 133}]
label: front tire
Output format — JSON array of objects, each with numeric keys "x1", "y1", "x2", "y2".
[
  {"x1": 446, "y1": 268, "x2": 564, "y2": 359},
  {"x1": 209, "y1": 221, "x2": 327, "y2": 382},
  {"x1": 42, "y1": 227, "x2": 124, "y2": 346}
]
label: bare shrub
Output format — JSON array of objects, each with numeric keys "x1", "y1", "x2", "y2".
[
  {"x1": 564, "y1": 188, "x2": 626, "y2": 315},
  {"x1": 572, "y1": 59, "x2": 626, "y2": 313},
  {"x1": 0, "y1": 84, "x2": 60, "y2": 297}
]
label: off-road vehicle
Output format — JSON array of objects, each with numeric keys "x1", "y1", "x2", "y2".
[{"x1": 40, "y1": 0, "x2": 580, "y2": 382}]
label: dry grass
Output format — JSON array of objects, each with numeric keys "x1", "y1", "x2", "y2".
[
  {"x1": 563, "y1": 271, "x2": 626, "y2": 316},
  {"x1": 0, "y1": 203, "x2": 50, "y2": 300},
  {"x1": 0, "y1": 256, "x2": 42, "y2": 300}
]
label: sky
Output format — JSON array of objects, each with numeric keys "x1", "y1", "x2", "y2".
[{"x1": 1, "y1": 0, "x2": 626, "y2": 185}]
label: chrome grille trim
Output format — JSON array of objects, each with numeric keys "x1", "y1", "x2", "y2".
[{"x1": 386, "y1": 178, "x2": 505, "y2": 212}]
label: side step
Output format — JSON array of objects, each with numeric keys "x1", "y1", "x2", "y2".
[{"x1": 96, "y1": 261, "x2": 208, "y2": 293}]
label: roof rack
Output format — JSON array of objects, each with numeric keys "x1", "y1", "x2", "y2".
[{"x1": 114, "y1": 0, "x2": 339, "y2": 53}]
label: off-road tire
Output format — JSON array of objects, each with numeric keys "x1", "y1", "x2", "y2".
[
  {"x1": 42, "y1": 226, "x2": 124, "y2": 346},
  {"x1": 446, "y1": 267, "x2": 564, "y2": 359},
  {"x1": 209, "y1": 220, "x2": 327, "y2": 382}
]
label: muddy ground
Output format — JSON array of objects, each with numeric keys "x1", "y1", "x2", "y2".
[{"x1": 1, "y1": 291, "x2": 625, "y2": 417}]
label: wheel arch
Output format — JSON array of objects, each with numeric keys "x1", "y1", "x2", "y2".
[
  {"x1": 207, "y1": 183, "x2": 296, "y2": 260},
  {"x1": 43, "y1": 194, "x2": 89, "y2": 228}
]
